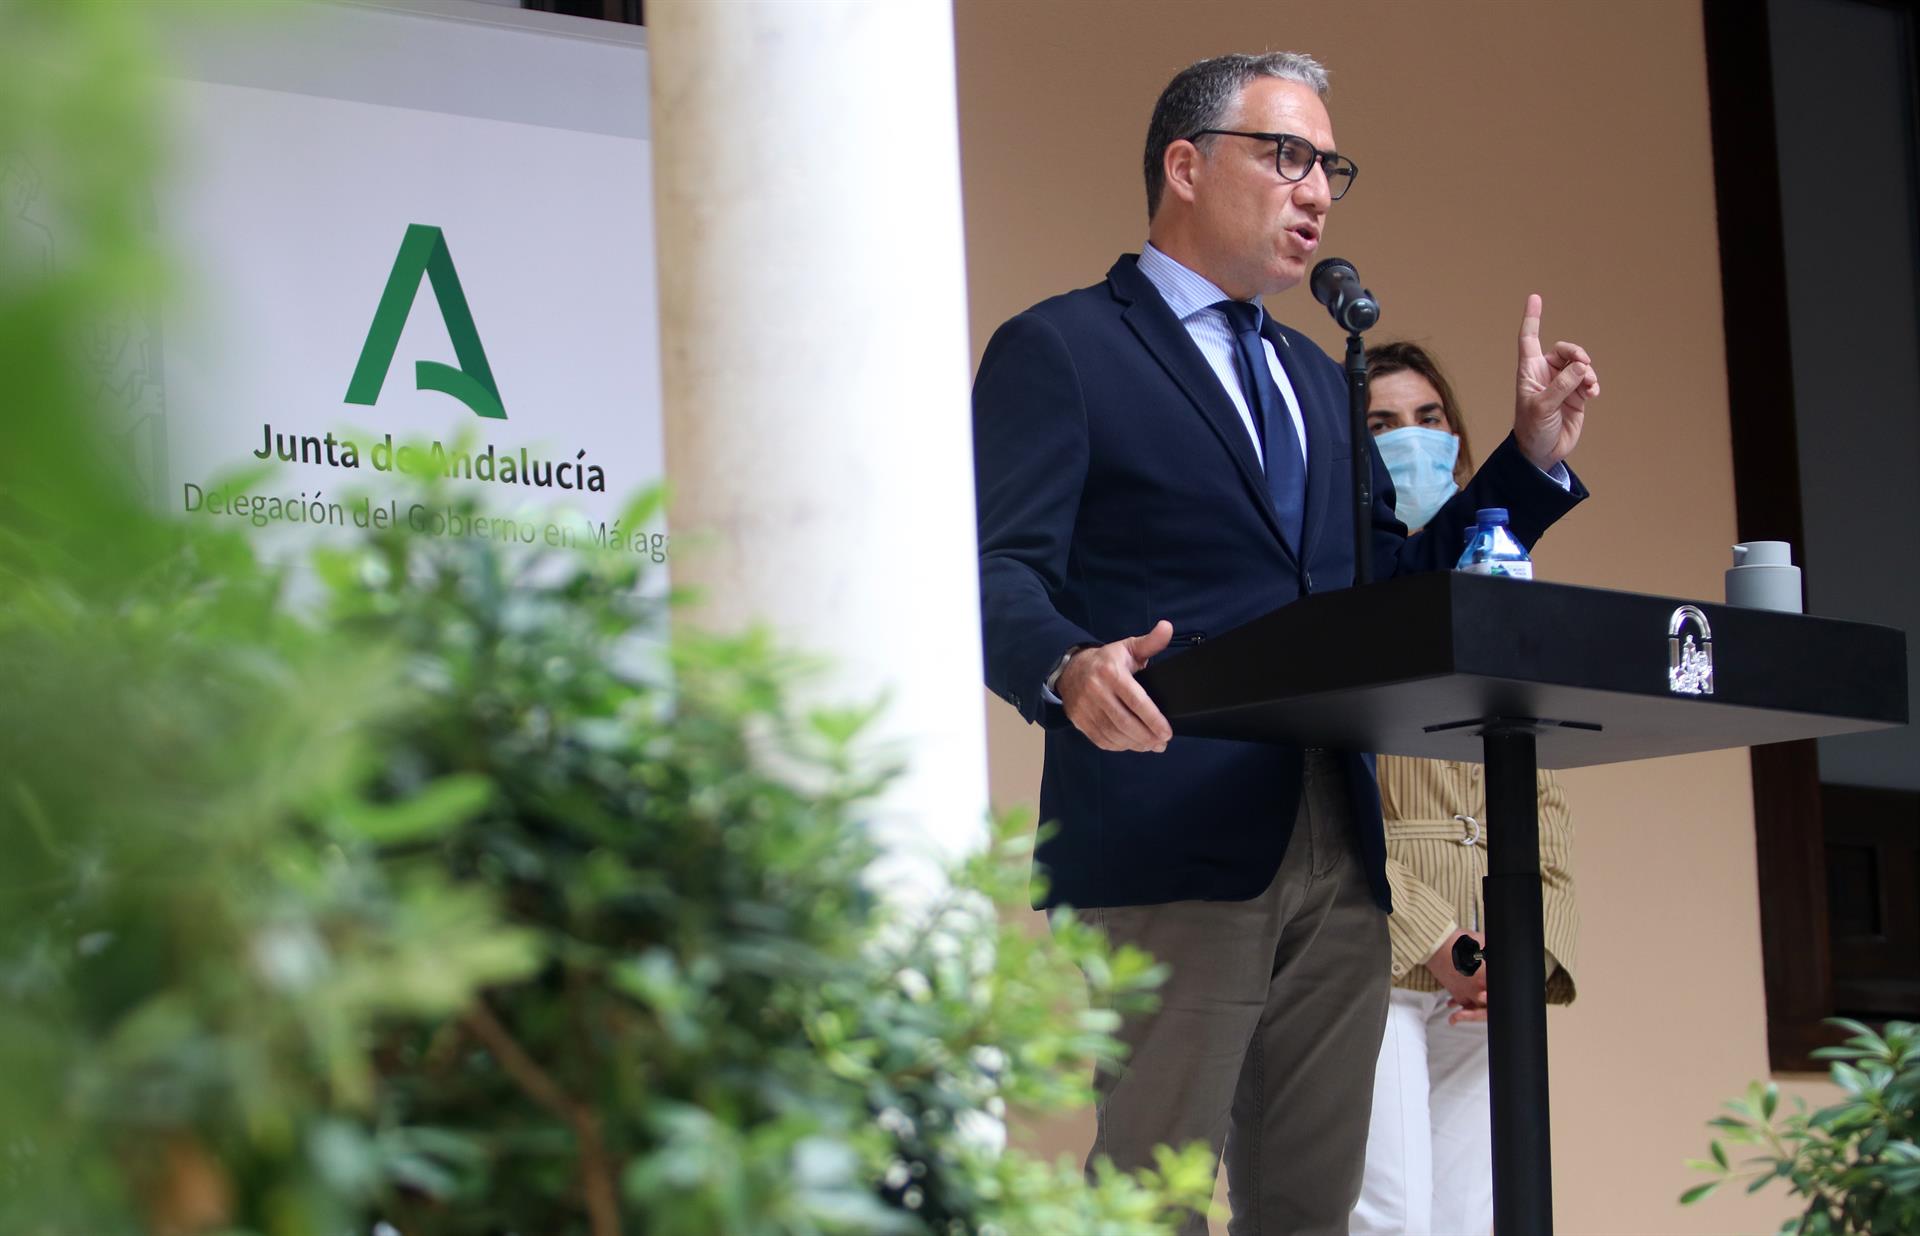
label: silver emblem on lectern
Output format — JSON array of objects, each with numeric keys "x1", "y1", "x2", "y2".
[{"x1": 1668, "y1": 605, "x2": 1714, "y2": 696}]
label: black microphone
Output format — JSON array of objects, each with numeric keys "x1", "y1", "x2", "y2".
[{"x1": 1310, "y1": 257, "x2": 1381, "y2": 334}]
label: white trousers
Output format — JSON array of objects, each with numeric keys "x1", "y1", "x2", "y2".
[{"x1": 1349, "y1": 988, "x2": 1492, "y2": 1236}]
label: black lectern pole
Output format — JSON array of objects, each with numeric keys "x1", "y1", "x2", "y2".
[{"x1": 1482, "y1": 724, "x2": 1554, "y2": 1233}]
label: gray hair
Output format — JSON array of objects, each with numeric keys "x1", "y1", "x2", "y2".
[{"x1": 1143, "y1": 52, "x2": 1331, "y2": 220}]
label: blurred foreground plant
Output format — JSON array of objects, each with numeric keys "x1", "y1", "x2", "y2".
[
  {"x1": 0, "y1": 6, "x2": 1213, "y2": 1231},
  {"x1": 1682, "y1": 1019, "x2": 1919, "y2": 1234},
  {"x1": 2, "y1": 490, "x2": 1216, "y2": 1235},
  {"x1": 300, "y1": 501, "x2": 1215, "y2": 1236}
]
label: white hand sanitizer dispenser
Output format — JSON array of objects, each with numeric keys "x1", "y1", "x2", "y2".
[{"x1": 1726, "y1": 541, "x2": 1802, "y2": 612}]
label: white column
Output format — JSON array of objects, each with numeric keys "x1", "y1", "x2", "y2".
[{"x1": 648, "y1": 0, "x2": 988, "y2": 896}]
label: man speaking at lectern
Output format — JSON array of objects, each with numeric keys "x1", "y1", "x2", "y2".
[{"x1": 971, "y1": 52, "x2": 1600, "y2": 1233}]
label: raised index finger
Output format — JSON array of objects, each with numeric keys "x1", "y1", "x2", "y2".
[{"x1": 1517, "y1": 293, "x2": 1544, "y2": 363}]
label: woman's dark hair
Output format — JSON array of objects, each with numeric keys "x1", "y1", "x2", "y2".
[{"x1": 1364, "y1": 339, "x2": 1475, "y2": 486}]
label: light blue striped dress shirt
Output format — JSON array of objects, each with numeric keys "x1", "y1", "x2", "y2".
[{"x1": 1135, "y1": 242, "x2": 1308, "y2": 469}]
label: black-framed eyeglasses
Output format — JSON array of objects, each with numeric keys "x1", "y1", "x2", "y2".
[{"x1": 1186, "y1": 129, "x2": 1359, "y2": 200}]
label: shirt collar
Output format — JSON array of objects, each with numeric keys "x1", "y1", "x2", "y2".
[{"x1": 1137, "y1": 241, "x2": 1262, "y2": 327}]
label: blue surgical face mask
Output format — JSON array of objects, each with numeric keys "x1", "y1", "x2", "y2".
[{"x1": 1374, "y1": 426, "x2": 1460, "y2": 531}]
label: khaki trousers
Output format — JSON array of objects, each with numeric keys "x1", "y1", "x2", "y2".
[{"x1": 1077, "y1": 751, "x2": 1391, "y2": 1236}]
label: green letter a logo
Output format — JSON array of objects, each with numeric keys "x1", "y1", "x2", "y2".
[{"x1": 345, "y1": 224, "x2": 506, "y2": 420}]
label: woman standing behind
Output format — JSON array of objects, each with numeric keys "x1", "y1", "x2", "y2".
[{"x1": 1349, "y1": 341, "x2": 1580, "y2": 1236}]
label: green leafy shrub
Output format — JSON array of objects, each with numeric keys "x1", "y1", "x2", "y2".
[
  {"x1": 1, "y1": 489, "x2": 1215, "y2": 1235},
  {"x1": 311, "y1": 507, "x2": 1216, "y2": 1236},
  {"x1": 1683, "y1": 1019, "x2": 1920, "y2": 1234}
]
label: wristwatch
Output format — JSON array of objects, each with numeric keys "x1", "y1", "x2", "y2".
[{"x1": 1044, "y1": 644, "x2": 1093, "y2": 696}]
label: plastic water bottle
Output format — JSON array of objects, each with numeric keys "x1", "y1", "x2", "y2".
[{"x1": 1455, "y1": 507, "x2": 1533, "y2": 579}]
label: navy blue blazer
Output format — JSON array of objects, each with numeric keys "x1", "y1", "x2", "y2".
[{"x1": 973, "y1": 255, "x2": 1587, "y2": 911}]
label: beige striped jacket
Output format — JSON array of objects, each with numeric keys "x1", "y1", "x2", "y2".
[{"x1": 1377, "y1": 755, "x2": 1579, "y2": 1004}]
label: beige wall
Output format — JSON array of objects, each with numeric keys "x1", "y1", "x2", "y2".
[{"x1": 954, "y1": 2, "x2": 1836, "y2": 1231}]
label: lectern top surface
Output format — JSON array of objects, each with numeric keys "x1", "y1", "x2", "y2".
[{"x1": 1136, "y1": 573, "x2": 1908, "y2": 768}]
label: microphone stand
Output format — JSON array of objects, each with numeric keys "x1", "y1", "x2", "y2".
[
  {"x1": 1344, "y1": 330, "x2": 1371, "y2": 585},
  {"x1": 1310, "y1": 259, "x2": 1379, "y2": 587}
]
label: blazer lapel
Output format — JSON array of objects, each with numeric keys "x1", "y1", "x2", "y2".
[{"x1": 1107, "y1": 257, "x2": 1295, "y2": 560}]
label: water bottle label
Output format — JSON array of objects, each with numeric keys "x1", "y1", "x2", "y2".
[{"x1": 1458, "y1": 560, "x2": 1533, "y2": 579}]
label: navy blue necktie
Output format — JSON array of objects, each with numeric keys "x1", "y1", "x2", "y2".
[{"x1": 1216, "y1": 299, "x2": 1305, "y2": 550}]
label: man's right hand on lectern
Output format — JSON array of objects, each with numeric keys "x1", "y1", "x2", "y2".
[{"x1": 1058, "y1": 620, "x2": 1175, "y2": 754}]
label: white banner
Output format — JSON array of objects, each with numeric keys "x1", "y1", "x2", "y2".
[{"x1": 152, "y1": 2, "x2": 663, "y2": 573}]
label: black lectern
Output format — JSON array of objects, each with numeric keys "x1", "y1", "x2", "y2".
[{"x1": 1136, "y1": 571, "x2": 1909, "y2": 1235}]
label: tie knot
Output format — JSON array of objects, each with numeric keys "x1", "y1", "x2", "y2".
[{"x1": 1215, "y1": 298, "x2": 1263, "y2": 336}]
